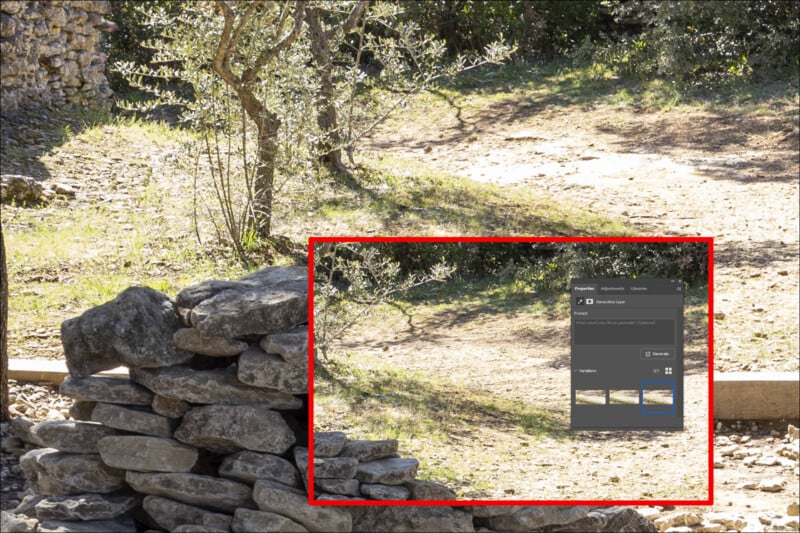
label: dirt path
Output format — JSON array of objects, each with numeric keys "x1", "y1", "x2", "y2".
[
  {"x1": 363, "y1": 97, "x2": 800, "y2": 373},
  {"x1": 333, "y1": 96, "x2": 800, "y2": 525}
]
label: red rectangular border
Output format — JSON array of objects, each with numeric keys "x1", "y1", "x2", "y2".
[{"x1": 307, "y1": 235, "x2": 714, "y2": 507}]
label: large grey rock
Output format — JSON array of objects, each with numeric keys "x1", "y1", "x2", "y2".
[
  {"x1": 142, "y1": 495, "x2": 233, "y2": 532},
  {"x1": 59, "y1": 376, "x2": 152, "y2": 405},
  {"x1": 61, "y1": 286, "x2": 192, "y2": 377},
  {"x1": 151, "y1": 395, "x2": 189, "y2": 418},
  {"x1": 355, "y1": 457, "x2": 418, "y2": 485},
  {"x1": 314, "y1": 456, "x2": 359, "y2": 479},
  {"x1": 253, "y1": 479, "x2": 352, "y2": 533},
  {"x1": 126, "y1": 472, "x2": 253, "y2": 513},
  {"x1": 91, "y1": 403, "x2": 175, "y2": 437},
  {"x1": 173, "y1": 328, "x2": 248, "y2": 356},
  {"x1": 34, "y1": 493, "x2": 139, "y2": 521},
  {"x1": 37, "y1": 518, "x2": 136, "y2": 532},
  {"x1": 360, "y1": 483, "x2": 410, "y2": 500},
  {"x1": 352, "y1": 506, "x2": 474, "y2": 532},
  {"x1": 314, "y1": 431, "x2": 348, "y2": 457},
  {"x1": 97, "y1": 436, "x2": 198, "y2": 472},
  {"x1": 548, "y1": 507, "x2": 658, "y2": 532},
  {"x1": 176, "y1": 266, "x2": 306, "y2": 309},
  {"x1": 405, "y1": 480, "x2": 457, "y2": 500},
  {"x1": 219, "y1": 450, "x2": 302, "y2": 487},
  {"x1": 20, "y1": 448, "x2": 125, "y2": 495},
  {"x1": 12, "y1": 494, "x2": 45, "y2": 518},
  {"x1": 260, "y1": 326, "x2": 308, "y2": 366},
  {"x1": 238, "y1": 346, "x2": 307, "y2": 394},
  {"x1": 232, "y1": 508, "x2": 309, "y2": 533},
  {"x1": 130, "y1": 365, "x2": 301, "y2": 408},
  {"x1": 190, "y1": 287, "x2": 307, "y2": 338},
  {"x1": 315, "y1": 478, "x2": 360, "y2": 496},
  {"x1": 174, "y1": 404, "x2": 295, "y2": 454},
  {"x1": 0, "y1": 511, "x2": 38, "y2": 533},
  {"x1": 29, "y1": 421, "x2": 118, "y2": 453},
  {"x1": 340, "y1": 439, "x2": 398, "y2": 462},
  {"x1": 486, "y1": 506, "x2": 592, "y2": 531}
]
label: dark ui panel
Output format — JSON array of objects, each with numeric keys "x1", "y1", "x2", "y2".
[{"x1": 570, "y1": 279, "x2": 684, "y2": 430}]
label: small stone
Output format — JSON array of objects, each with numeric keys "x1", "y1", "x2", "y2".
[
  {"x1": 718, "y1": 444, "x2": 740, "y2": 456},
  {"x1": 30, "y1": 421, "x2": 118, "y2": 453},
  {"x1": 175, "y1": 404, "x2": 295, "y2": 454},
  {"x1": 789, "y1": 502, "x2": 800, "y2": 516},
  {"x1": 754, "y1": 455, "x2": 780, "y2": 466},
  {"x1": 757, "y1": 478, "x2": 785, "y2": 492},
  {"x1": 735, "y1": 481, "x2": 758, "y2": 490},
  {"x1": 126, "y1": 472, "x2": 253, "y2": 513},
  {"x1": 173, "y1": 328, "x2": 248, "y2": 356},
  {"x1": 704, "y1": 512, "x2": 747, "y2": 531},
  {"x1": 609, "y1": 475, "x2": 620, "y2": 482},
  {"x1": 787, "y1": 424, "x2": 799, "y2": 440},
  {"x1": 151, "y1": 395, "x2": 190, "y2": 418},
  {"x1": 232, "y1": 508, "x2": 308, "y2": 533},
  {"x1": 34, "y1": 493, "x2": 139, "y2": 521},
  {"x1": 98, "y1": 436, "x2": 198, "y2": 472},
  {"x1": 355, "y1": 457, "x2": 419, "y2": 485},
  {"x1": 314, "y1": 456, "x2": 359, "y2": 479},
  {"x1": 91, "y1": 403, "x2": 175, "y2": 437},
  {"x1": 314, "y1": 431, "x2": 348, "y2": 457},
  {"x1": 340, "y1": 439, "x2": 399, "y2": 462},
  {"x1": 59, "y1": 376, "x2": 153, "y2": 405},
  {"x1": 252, "y1": 479, "x2": 351, "y2": 532},
  {"x1": 360, "y1": 483, "x2": 410, "y2": 500},
  {"x1": 142, "y1": 495, "x2": 233, "y2": 532},
  {"x1": 219, "y1": 450, "x2": 301, "y2": 487}
]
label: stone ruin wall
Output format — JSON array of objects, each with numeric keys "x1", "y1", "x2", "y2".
[
  {"x1": 0, "y1": 1, "x2": 113, "y2": 111},
  {"x1": 2, "y1": 266, "x2": 660, "y2": 532}
]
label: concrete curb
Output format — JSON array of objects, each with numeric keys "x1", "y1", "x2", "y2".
[
  {"x1": 714, "y1": 371, "x2": 799, "y2": 420},
  {"x1": 8, "y1": 358, "x2": 128, "y2": 384}
]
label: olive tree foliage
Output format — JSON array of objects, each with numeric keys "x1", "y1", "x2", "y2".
[
  {"x1": 115, "y1": 1, "x2": 511, "y2": 259},
  {"x1": 313, "y1": 242, "x2": 454, "y2": 361}
]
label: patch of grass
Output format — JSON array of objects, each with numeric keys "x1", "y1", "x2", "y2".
[
  {"x1": 283, "y1": 155, "x2": 632, "y2": 239},
  {"x1": 315, "y1": 356, "x2": 568, "y2": 441}
]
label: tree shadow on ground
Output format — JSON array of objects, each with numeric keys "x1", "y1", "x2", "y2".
[
  {"x1": 715, "y1": 240, "x2": 799, "y2": 270},
  {"x1": 0, "y1": 105, "x2": 116, "y2": 182},
  {"x1": 315, "y1": 359, "x2": 569, "y2": 439}
]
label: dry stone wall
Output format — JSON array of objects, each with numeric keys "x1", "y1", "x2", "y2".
[
  {"x1": 3, "y1": 266, "x2": 658, "y2": 532},
  {"x1": 0, "y1": 0, "x2": 113, "y2": 111}
]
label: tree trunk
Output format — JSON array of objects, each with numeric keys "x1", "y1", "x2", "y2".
[
  {"x1": 1, "y1": 221, "x2": 9, "y2": 422},
  {"x1": 237, "y1": 88, "x2": 281, "y2": 238},
  {"x1": 305, "y1": 6, "x2": 349, "y2": 176}
]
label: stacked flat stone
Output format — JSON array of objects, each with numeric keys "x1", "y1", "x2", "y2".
[
  {"x1": 5, "y1": 265, "x2": 659, "y2": 532},
  {"x1": 309, "y1": 432, "x2": 457, "y2": 502},
  {"x1": 11, "y1": 266, "x2": 313, "y2": 533},
  {"x1": 1, "y1": 1, "x2": 114, "y2": 111}
]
